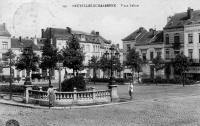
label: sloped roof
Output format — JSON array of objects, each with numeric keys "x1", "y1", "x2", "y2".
[
  {"x1": 150, "y1": 31, "x2": 164, "y2": 44},
  {"x1": 164, "y1": 9, "x2": 200, "y2": 29},
  {"x1": 135, "y1": 30, "x2": 164, "y2": 46},
  {"x1": 11, "y1": 38, "x2": 40, "y2": 50},
  {"x1": 0, "y1": 23, "x2": 11, "y2": 37},
  {"x1": 135, "y1": 30, "x2": 157, "y2": 45},
  {"x1": 43, "y1": 27, "x2": 111, "y2": 44},
  {"x1": 122, "y1": 27, "x2": 147, "y2": 41}
]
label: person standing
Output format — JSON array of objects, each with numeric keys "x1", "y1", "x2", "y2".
[
  {"x1": 128, "y1": 82, "x2": 134, "y2": 100},
  {"x1": 47, "y1": 85, "x2": 56, "y2": 107}
]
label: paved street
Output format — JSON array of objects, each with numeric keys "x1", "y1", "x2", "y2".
[{"x1": 1, "y1": 84, "x2": 200, "y2": 126}]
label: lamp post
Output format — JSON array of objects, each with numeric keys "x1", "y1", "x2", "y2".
[
  {"x1": 105, "y1": 45, "x2": 120, "y2": 88},
  {"x1": 57, "y1": 51, "x2": 63, "y2": 91},
  {"x1": 24, "y1": 46, "x2": 33, "y2": 85}
]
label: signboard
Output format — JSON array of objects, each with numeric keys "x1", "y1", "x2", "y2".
[{"x1": 56, "y1": 63, "x2": 63, "y2": 67}]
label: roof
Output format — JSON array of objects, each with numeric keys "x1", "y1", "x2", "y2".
[
  {"x1": 42, "y1": 27, "x2": 111, "y2": 44},
  {"x1": 0, "y1": 23, "x2": 11, "y2": 37},
  {"x1": 11, "y1": 38, "x2": 40, "y2": 50},
  {"x1": 150, "y1": 31, "x2": 164, "y2": 44},
  {"x1": 164, "y1": 8, "x2": 200, "y2": 29},
  {"x1": 122, "y1": 27, "x2": 147, "y2": 41},
  {"x1": 135, "y1": 30, "x2": 164, "y2": 46}
]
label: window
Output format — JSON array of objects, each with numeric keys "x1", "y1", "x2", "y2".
[
  {"x1": 93, "y1": 45, "x2": 95, "y2": 52},
  {"x1": 157, "y1": 51, "x2": 161, "y2": 57},
  {"x1": 188, "y1": 49, "x2": 193, "y2": 59},
  {"x1": 127, "y1": 44, "x2": 131, "y2": 51},
  {"x1": 199, "y1": 49, "x2": 200, "y2": 62},
  {"x1": 142, "y1": 53, "x2": 146, "y2": 61},
  {"x1": 2, "y1": 42, "x2": 8, "y2": 49},
  {"x1": 150, "y1": 52, "x2": 154, "y2": 60},
  {"x1": 174, "y1": 33, "x2": 180, "y2": 43},
  {"x1": 188, "y1": 33, "x2": 193, "y2": 44},
  {"x1": 2, "y1": 53, "x2": 8, "y2": 61},
  {"x1": 165, "y1": 34, "x2": 169, "y2": 44},
  {"x1": 199, "y1": 33, "x2": 200, "y2": 43},
  {"x1": 165, "y1": 50, "x2": 170, "y2": 60},
  {"x1": 22, "y1": 70, "x2": 25, "y2": 77}
]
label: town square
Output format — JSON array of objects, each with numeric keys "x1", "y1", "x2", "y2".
[{"x1": 1, "y1": 0, "x2": 200, "y2": 126}]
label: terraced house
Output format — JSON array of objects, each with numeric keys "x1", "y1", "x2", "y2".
[
  {"x1": 122, "y1": 27, "x2": 164, "y2": 79},
  {"x1": 123, "y1": 7, "x2": 200, "y2": 80},
  {"x1": 164, "y1": 7, "x2": 200, "y2": 80},
  {"x1": 41, "y1": 27, "x2": 123, "y2": 81}
]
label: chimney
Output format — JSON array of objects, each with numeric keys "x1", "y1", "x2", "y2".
[
  {"x1": 41, "y1": 29, "x2": 44, "y2": 38},
  {"x1": 139, "y1": 27, "x2": 144, "y2": 32},
  {"x1": 66, "y1": 27, "x2": 71, "y2": 34},
  {"x1": 149, "y1": 28, "x2": 156, "y2": 36},
  {"x1": 167, "y1": 16, "x2": 172, "y2": 23},
  {"x1": 96, "y1": 32, "x2": 99, "y2": 36},
  {"x1": 3, "y1": 23, "x2": 6, "y2": 30},
  {"x1": 116, "y1": 44, "x2": 119, "y2": 48},
  {"x1": 19, "y1": 36, "x2": 22, "y2": 42},
  {"x1": 187, "y1": 7, "x2": 194, "y2": 19},
  {"x1": 33, "y1": 36, "x2": 37, "y2": 45}
]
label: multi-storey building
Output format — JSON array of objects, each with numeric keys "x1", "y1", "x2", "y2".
[
  {"x1": 10, "y1": 37, "x2": 41, "y2": 81},
  {"x1": 0, "y1": 23, "x2": 11, "y2": 77},
  {"x1": 41, "y1": 27, "x2": 114, "y2": 81},
  {"x1": 184, "y1": 22, "x2": 200, "y2": 80},
  {"x1": 122, "y1": 28, "x2": 164, "y2": 79},
  {"x1": 163, "y1": 7, "x2": 200, "y2": 79}
]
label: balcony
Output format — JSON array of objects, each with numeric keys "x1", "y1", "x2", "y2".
[
  {"x1": 172, "y1": 43, "x2": 181, "y2": 49},
  {"x1": 187, "y1": 58, "x2": 200, "y2": 64}
]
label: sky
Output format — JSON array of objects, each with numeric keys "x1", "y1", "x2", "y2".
[{"x1": 0, "y1": 0, "x2": 200, "y2": 48}]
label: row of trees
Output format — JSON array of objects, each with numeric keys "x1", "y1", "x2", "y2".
[
  {"x1": 2, "y1": 34, "x2": 84, "y2": 87},
  {"x1": 88, "y1": 54, "x2": 123, "y2": 80},
  {"x1": 3, "y1": 34, "x2": 123, "y2": 87},
  {"x1": 125, "y1": 48, "x2": 190, "y2": 86}
]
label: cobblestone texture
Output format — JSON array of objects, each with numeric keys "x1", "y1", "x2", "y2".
[{"x1": 1, "y1": 84, "x2": 200, "y2": 126}]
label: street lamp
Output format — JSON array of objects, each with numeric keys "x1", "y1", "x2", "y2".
[
  {"x1": 24, "y1": 46, "x2": 33, "y2": 85},
  {"x1": 56, "y1": 51, "x2": 63, "y2": 91},
  {"x1": 105, "y1": 45, "x2": 119, "y2": 88}
]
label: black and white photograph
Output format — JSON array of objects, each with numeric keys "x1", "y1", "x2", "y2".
[{"x1": 1, "y1": 0, "x2": 200, "y2": 125}]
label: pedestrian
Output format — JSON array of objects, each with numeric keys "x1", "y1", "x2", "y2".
[
  {"x1": 128, "y1": 81, "x2": 134, "y2": 100},
  {"x1": 47, "y1": 85, "x2": 56, "y2": 107}
]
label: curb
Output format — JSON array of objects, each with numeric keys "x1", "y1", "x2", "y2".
[{"x1": 0, "y1": 98, "x2": 134, "y2": 110}]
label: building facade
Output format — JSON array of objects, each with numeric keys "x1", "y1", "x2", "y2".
[
  {"x1": 122, "y1": 28, "x2": 165, "y2": 79},
  {"x1": 163, "y1": 7, "x2": 200, "y2": 79},
  {"x1": 41, "y1": 27, "x2": 120, "y2": 81}
]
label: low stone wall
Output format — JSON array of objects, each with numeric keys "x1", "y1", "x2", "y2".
[{"x1": 27, "y1": 88, "x2": 111, "y2": 106}]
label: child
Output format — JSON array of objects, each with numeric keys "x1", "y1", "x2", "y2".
[{"x1": 128, "y1": 82, "x2": 134, "y2": 100}]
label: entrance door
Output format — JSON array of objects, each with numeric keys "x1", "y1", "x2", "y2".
[{"x1": 150, "y1": 66, "x2": 154, "y2": 79}]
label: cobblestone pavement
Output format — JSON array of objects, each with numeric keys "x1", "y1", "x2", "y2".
[{"x1": 1, "y1": 84, "x2": 200, "y2": 126}]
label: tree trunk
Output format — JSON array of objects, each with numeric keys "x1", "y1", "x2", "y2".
[
  {"x1": 182, "y1": 72, "x2": 185, "y2": 87},
  {"x1": 48, "y1": 68, "x2": 52, "y2": 87},
  {"x1": 93, "y1": 68, "x2": 96, "y2": 85},
  {"x1": 132, "y1": 70, "x2": 134, "y2": 84},
  {"x1": 137, "y1": 70, "x2": 140, "y2": 84},
  {"x1": 73, "y1": 69, "x2": 75, "y2": 77}
]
